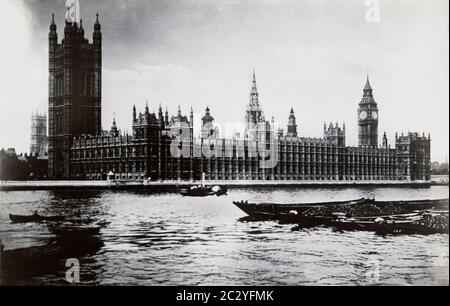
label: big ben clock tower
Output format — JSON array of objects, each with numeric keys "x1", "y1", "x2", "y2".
[{"x1": 358, "y1": 76, "x2": 378, "y2": 148}]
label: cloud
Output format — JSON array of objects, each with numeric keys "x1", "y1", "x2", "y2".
[{"x1": 103, "y1": 63, "x2": 198, "y2": 130}]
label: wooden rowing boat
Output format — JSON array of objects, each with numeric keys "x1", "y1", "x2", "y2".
[
  {"x1": 9, "y1": 213, "x2": 65, "y2": 223},
  {"x1": 49, "y1": 226, "x2": 101, "y2": 237},
  {"x1": 369, "y1": 198, "x2": 448, "y2": 211},
  {"x1": 233, "y1": 198, "x2": 371, "y2": 220},
  {"x1": 179, "y1": 185, "x2": 227, "y2": 197},
  {"x1": 331, "y1": 212, "x2": 449, "y2": 235}
]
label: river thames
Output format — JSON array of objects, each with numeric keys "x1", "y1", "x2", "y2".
[{"x1": 0, "y1": 186, "x2": 448, "y2": 285}]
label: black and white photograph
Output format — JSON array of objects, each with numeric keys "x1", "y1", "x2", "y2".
[{"x1": 0, "y1": 0, "x2": 448, "y2": 291}]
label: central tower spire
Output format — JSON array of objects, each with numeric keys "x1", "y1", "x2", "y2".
[
  {"x1": 249, "y1": 69, "x2": 259, "y2": 106},
  {"x1": 245, "y1": 70, "x2": 266, "y2": 140}
]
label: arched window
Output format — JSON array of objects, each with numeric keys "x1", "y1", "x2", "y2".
[{"x1": 55, "y1": 113, "x2": 60, "y2": 133}]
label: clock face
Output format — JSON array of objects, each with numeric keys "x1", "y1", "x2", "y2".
[
  {"x1": 359, "y1": 111, "x2": 367, "y2": 120},
  {"x1": 372, "y1": 111, "x2": 378, "y2": 119}
]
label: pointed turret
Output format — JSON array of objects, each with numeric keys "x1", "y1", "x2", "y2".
[
  {"x1": 158, "y1": 103, "x2": 163, "y2": 123},
  {"x1": 202, "y1": 106, "x2": 214, "y2": 126},
  {"x1": 79, "y1": 19, "x2": 84, "y2": 35},
  {"x1": 364, "y1": 75, "x2": 372, "y2": 89},
  {"x1": 94, "y1": 13, "x2": 101, "y2": 31},
  {"x1": 110, "y1": 114, "x2": 119, "y2": 137},
  {"x1": 50, "y1": 13, "x2": 57, "y2": 32},
  {"x1": 287, "y1": 108, "x2": 298, "y2": 137},
  {"x1": 165, "y1": 107, "x2": 169, "y2": 125},
  {"x1": 382, "y1": 131, "x2": 388, "y2": 148},
  {"x1": 363, "y1": 75, "x2": 373, "y2": 97},
  {"x1": 49, "y1": 13, "x2": 57, "y2": 42},
  {"x1": 289, "y1": 108, "x2": 295, "y2": 117},
  {"x1": 201, "y1": 107, "x2": 215, "y2": 139},
  {"x1": 93, "y1": 13, "x2": 102, "y2": 45}
]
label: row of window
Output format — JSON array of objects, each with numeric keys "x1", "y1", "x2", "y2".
[{"x1": 72, "y1": 146, "x2": 151, "y2": 159}]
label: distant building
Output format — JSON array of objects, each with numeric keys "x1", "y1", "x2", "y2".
[
  {"x1": 30, "y1": 111, "x2": 48, "y2": 157},
  {"x1": 5, "y1": 148, "x2": 16, "y2": 156},
  {"x1": 431, "y1": 159, "x2": 449, "y2": 175},
  {"x1": 0, "y1": 149, "x2": 48, "y2": 180}
]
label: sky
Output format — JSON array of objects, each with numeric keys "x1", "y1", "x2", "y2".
[{"x1": 0, "y1": 0, "x2": 448, "y2": 162}]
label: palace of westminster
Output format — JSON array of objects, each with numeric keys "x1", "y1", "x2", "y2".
[{"x1": 44, "y1": 12, "x2": 431, "y2": 182}]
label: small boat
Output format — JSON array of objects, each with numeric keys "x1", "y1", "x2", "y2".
[
  {"x1": 179, "y1": 185, "x2": 227, "y2": 197},
  {"x1": 371, "y1": 198, "x2": 449, "y2": 211},
  {"x1": 331, "y1": 212, "x2": 449, "y2": 235},
  {"x1": 9, "y1": 212, "x2": 65, "y2": 223},
  {"x1": 49, "y1": 226, "x2": 101, "y2": 237},
  {"x1": 213, "y1": 185, "x2": 228, "y2": 196}
]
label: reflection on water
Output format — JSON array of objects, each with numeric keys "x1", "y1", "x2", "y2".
[{"x1": 0, "y1": 186, "x2": 448, "y2": 285}]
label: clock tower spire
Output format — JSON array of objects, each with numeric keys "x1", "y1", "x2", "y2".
[{"x1": 358, "y1": 75, "x2": 379, "y2": 148}]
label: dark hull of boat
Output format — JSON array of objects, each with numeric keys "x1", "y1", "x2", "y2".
[
  {"x1": 42, "y1": 216, "x2": 66, "y2": 222},
  {"x1": 1, "y1": 244, "x2": 65, "y2": 278},
  {"x1": 371, "y1": 199, "x2": 449, "y2": 211},
  {"x1": 49, "y1": 226, "x2": 101, "y2": 237},
  {"x1": 233, "y1": 198, "x2": 448, "y2": 221},
  {"x1": 9, "y1": 214, "x2": 40, "y2": 223},
  {"x1": 233, "y1": 198, "x2": 371, "y2": 220},
  {"x1": 1, "y1": 239, "x2": 104, "y2": 280},
  {"x1": 234, "y1": 198, "x2": 449, "y2": 235},
  {"x1": 179, "y1": 190, "x2": 216, "y2": 197},
  {"x1": 331, "y1": 220, "x2": 449, "y2": 235},
  {"x1": 9, "y1": 214, "x2": 65, "y2": 223}
]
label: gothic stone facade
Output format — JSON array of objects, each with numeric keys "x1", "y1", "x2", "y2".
[
  {"x1": 48, "y1": 15, "x2": 102, "y2": 179},
  {"x1": 48, "y1": 14, "x2": 431, "y2": 182},
  {"x1": 69, "y1": 75, "x2": 430, "y2": 182}
]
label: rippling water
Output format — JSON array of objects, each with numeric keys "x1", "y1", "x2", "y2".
[{"x1": 0, "y1": 186, "x2": 448, "y2": 285}]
